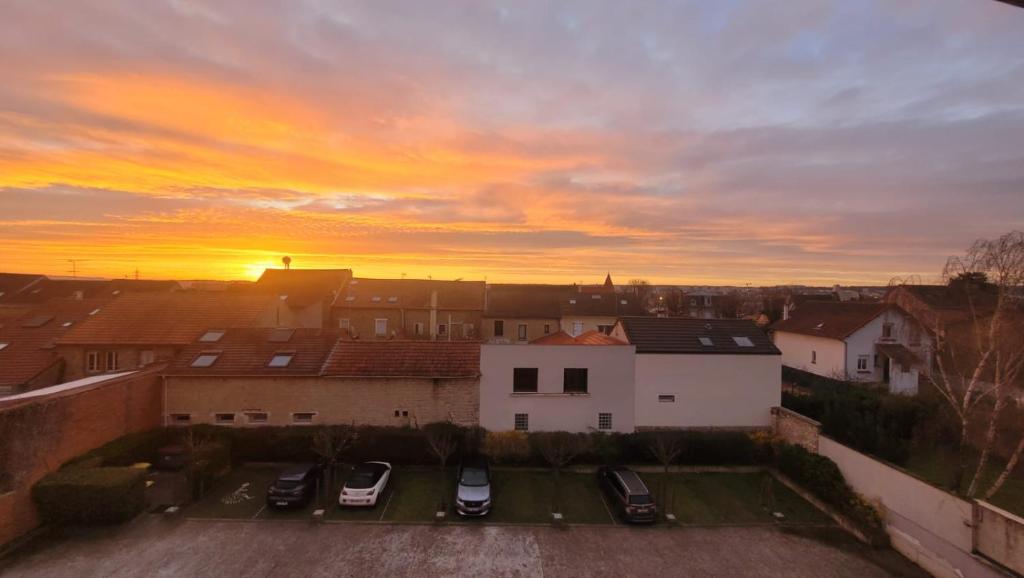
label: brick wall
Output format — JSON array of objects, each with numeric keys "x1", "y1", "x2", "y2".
[
  {"x1": 0, "y1": 368, "x2": 163, "y2": 548},
  {"x1": 164, "y1": 375, "x2": 480, "y2": 428},
  {"x1": 771, "y1": 406, "x2": 820, "y2": 451}
]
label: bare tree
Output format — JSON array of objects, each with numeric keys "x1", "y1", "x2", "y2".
[
  {"x1": 182, "y1": 426, "x2": 212, "y2": 499},
  {"x1": 647, "y1": 431, "x2": 685, "y2": 518},
  {"x1": 423, "y1": 422, "x2": 460, "y2": 510},
  {"x1": 534, "y1": 432, "x2": 591, "y2": 513},
  {"x1": 311, "y1": 424, "x2": 358, "y2": 505},
  {"x1": 628, "y1": 279, "x2": 652, "y2": 309},
  {"x1": 921, "y1": 231, "x2": 1024, "y2": 497}
]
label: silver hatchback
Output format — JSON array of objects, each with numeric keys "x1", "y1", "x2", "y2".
[{"x1": 455, "y1": 458, "x2": 491, "y2": 516}]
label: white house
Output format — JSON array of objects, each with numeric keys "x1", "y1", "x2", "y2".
[
  {"x1": 479, "y1": 330, "x2": 636, "y2": 433},
  {"x1": 769, "y1": 302, "x2": 930, "y2": 394},
  {"x1": 610, "y1": 317, "x2": 781, "y2": 430}
]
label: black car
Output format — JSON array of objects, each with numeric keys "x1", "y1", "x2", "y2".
[
  {"x1": 266, "y1": 463, "x2": 323, "y2": 508},
  {"x1": 597, "y1": 465, "x2": 656, "y2": 523}
]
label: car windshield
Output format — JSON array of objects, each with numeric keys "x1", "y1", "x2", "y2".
[
  {"x1": 275, "y1": 480, "x2": 302, "y2": 490},
  {"x1": 346, "y1": 468, "x2": 379, "y2": 489},
  {"x1": 459, "y1": 468, "x2": 489, "y2": 487},
  {"x1": 628, "y1": 494, "x2": 653, "y2": 505}
]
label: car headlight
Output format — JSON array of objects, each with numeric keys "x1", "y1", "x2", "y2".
[{"x1": 455, "y1": 498, "x2": 465, "y2": 506}]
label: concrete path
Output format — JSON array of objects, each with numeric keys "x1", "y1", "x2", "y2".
[{"x1": 1, "y1": 517, "x2": 928, "y2": 577}]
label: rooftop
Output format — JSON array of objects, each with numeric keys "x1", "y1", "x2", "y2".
[
  {"x1": 321, "y1": 340, "x2": 480, "y2": 378},
  {"x1": 530, "y1": 330, "x2": 626, "y2": 345},
  {"x1": 334, "y1": 277, "x2": 485, "y2": 311},
  {"x1": 770, "y1": 301, "x2": 894, "y2": 340},
  {"x1": 255, "y1": 268, "x2": 352, "y2": 308},
  {"x1": 615, "y1": 317, "x2": 779, "y2": 355},
  {"x1": 165, "y1": 328, "x2": 339, "y2": 376},
  {"x1": 484, "y1": 284, "x2": 573, "y2": 319}
]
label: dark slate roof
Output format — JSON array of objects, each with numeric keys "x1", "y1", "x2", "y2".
[
  {"x1": 770, "y1": 302, "x2": 893, "y2": 340},
  {"x1": 334, "y1": 278, "x2": 485, "y2": 311},
  {"x1": 561, "y1": 293, "x2": 646, "y2": 317},
  {"x1": 321, "y1": 340, "x2": 480, "y2": 378},
  {"x1": 484, "y1": 284, "x2": 573, "y2": 318},
  {"x1": 616, "y1": 317, "x2": 780, "y2": 355},
  {"x1": 0, "y1": 273, "x2": 45, "y2": 301},
  {"x1": 164, "y1": 328, "x2": 339, "y2": 376},
  {"x1": 0, "y1": 276, "x2": 180, "y2": 304},
  {"x1": 255, "y1": 268, "x2": 351, "y2": 308}
]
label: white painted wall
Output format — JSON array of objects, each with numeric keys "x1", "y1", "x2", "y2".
[
  {"x1": 479, "y1": 343, "x2": 636, "y2": 433},
  {"x1": 773, "y1": 331, "x2": 846, "y2": 379},
  {"x1": 558, "y1": 316, "x2": 617, "y2": 336},
  {"x1": 634, "y1": 353, "x2": 781, "y2": 428}
]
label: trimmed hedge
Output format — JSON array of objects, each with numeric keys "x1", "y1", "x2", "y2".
[
  {"x1": 777, "y1": 443, "x2": 888, "y2": 544},
  {"x1": 62, "y1": 428, "x2": 175, "y2": 469},
  {"x1": 33, "y1": 467, "x2": 147, "y2": 525}
]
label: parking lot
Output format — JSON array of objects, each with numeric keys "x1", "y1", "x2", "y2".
[{"x1": 184, "y1": 464, "x2": 831, "y2": 526}]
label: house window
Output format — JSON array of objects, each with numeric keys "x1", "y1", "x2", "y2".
[
  {"x1": 517, "y1": 324, "x2": 528, "y2": 341},
  {"x1": 339, "y1": 318, "x2": 351, "y2": 330},
  {"x1": 811, "y1": 351, "x2": 817, "y2": 364},
  {"x1": 882, "y1": 322, "x2": 894, "y2": 340},
  {"x1": 139, "y1": 350, "x2": 155, "y2": 366},
  {"x1": 857, "y1": 355, "x2": 869, "y2": 372},
  {"x1": 572, "y1": 321, "x2": 584, "y2": 336},
  {"x1": 463, "y1": 323, "x2": 475, "y2": 337},
  {"x1": 214, "y1": 413, "x2": 235, "y2": 424},
  {"x1": 732, "y1": 336, "x2": 754, "y2": 347},
  {"x1": 393, "y1": 409, "x2": 409, "y2": 417},
  {"x1": 86, "y1": 351, "x2": 100, "y2": 372},
  {"x1": 514, "y1": 413, "x2": 529, "y2": 431},
  {"x1": 513, "y1": 368, "x2": 539, "y2": 393},
  {"x1": 543, "y1": 324, "x2": 551, "y2": 335},
  {"x1": 414, "y1": 322, "x2": 424, "y2": 336},
  {"x1": 191, "y1": 351, "x2": 221, "y2": 368},
  {"x1": 268, "y1": 352, "x2": 294, "y2": 368},
  {"x1": 169, "y1": 413, "x2": 192, "y2": 425},
  {"x1": 563, "y1": 368, "x2": 588, "y2": 394},
  {"x1": 598, "y1": 413, "x2": 613, "y2": 431},
  {"x1": 437, "y1": 323, "x2": 447, "y2": 336},
  {"x1": 658, "y1": 394, "x2": 676, "y2": 403},
  {"x1": 374, "y1": 318, "x2": 388, "y2": 336},
  {"x1": 245, "y1": 412, "x2": 268, "y2": 424},
  {"x1": 597, "y1": 325, "x2": 613, "y2": 334},
  {"x1": 292, "y1": 412, "x2": 316, "y2": 424},
  {"x1": 494, "y1": 320, "x2": 504, "y2": 337},
  {"x1": 199, "y1": 330, "x2": 225, "y2": 343},
  {"x1": 106, "y1": 351, "x2": 119, "y2": 371}
]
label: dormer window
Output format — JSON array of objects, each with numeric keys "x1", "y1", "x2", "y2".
[
  {"x1": 199, "y1": 330, "x2": 225, "y2": 343},
  {"x1": 268, "y1": 352, "x2": 294, "y2": 368},
  {"x1": 732, "y1": 336, "x2": 754, "y2": 347},
  {"x1": 190, "y1": 351, "x2": 221, "y2": 368}
]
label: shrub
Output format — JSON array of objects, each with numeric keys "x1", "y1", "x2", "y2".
[
  {"x1": 33, "y1": 467, "x2": 147, "y2": 525},
  {"x1": 62, "y1": 428, "x2": 175, "y2": 469},
  {"x1": 776, "y1": 443, "x2": 887, "y2": 544},
  {"x1": 482, "y1": 431, "x2": 531, "y2": 464}
]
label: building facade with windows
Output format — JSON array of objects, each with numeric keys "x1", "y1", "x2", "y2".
[
  {"x1": 612, "y1": 317, "x2": 782, "y2": 429},
  {"x1": 482, "y1": 284, "x2": 572, "y2": 343},
  {"x1": 769, "y1": 302, "x2": 930, "y2": 394},
  {"x1": 479, "y1": 331, "x2": 636, "y2": 433}
]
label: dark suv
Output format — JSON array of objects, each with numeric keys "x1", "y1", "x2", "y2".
[
  {"x1": 266, "y1": 463, "x2": 322, "y2": 508},
  {"x1": 598, "y1": 465, "x2": 656, "y2": 523}
]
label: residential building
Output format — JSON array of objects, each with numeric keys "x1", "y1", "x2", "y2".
[
  {"x1": 770, "y1": 302, "x2": 930, "y2": 394},
  {"x1": 611, "y1": 317, "x2": 781, "y2": 429},
  {"x1": 165, "y1": 336, "x2": 479, "y2": 427},
  {"x1": 55, "y1": 292, "x2": 278, "y2": 382},
  {"x1": 479, "y1": 330, "x2": 636, "y2": 433},
  {"x1": 331, "y1": 278, "x2": 485, "y2": 340},
  {"x1": 254, "y1": 268, "x2": 351, "y2": 328},
  {"x1": 482, "y1": 284, "x2": 572, "y2": 343},
  {"x1": 560, "y1": 276, "x2": 645, "y2": 336},
  {"x1": 0, "y1": 276, "x2": 180, "y2": 305}
]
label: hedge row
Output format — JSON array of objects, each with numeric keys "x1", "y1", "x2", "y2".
[
  {"x1": 33, "y1": 467, "x2": 147, "y2": 525},
  {"x1": 62, "y1": 428, "x2": 176, "y2": 469},
  {"x1": 776, "y1": 443, "x2": 888, "y2": 545}
]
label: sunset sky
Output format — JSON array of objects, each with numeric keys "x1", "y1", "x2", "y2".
[{"x1": 1, "y1": 1, "x2": 1022, "y2": 286}]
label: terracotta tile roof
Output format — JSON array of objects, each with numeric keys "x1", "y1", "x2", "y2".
[
  {"x1": 321, "y1": 340, "x2": 480, "y2": 378},
  {"x1": 0, "y1": 276, "x2": 180, "y2": 304},
  {"x1": 255, "y1": 268, "x2": 351, "y2": 308},
  {"x1": 530, "y1": 330, "x2": 626, "y2": 345},
  {"x1": 770, "y1": 302, "x2": 895, "y2": 340},
  {"x1": 616, "y1": 316, "x2": 780, "y2": 355},
  {"x1": 485, "y1": 284, "x2": 573, "y2": 318},
  {"x1": 164, "y1": 328, "x2": 340, "y2": 376},
  {"x1": 0, "y1": 297, "x2": 112, "y2": 387},
  {"x1": 56, "y1": 292, "x2": 275, "y2": 346},
  {"x1": 334, "y1": 278, "x2": 485, "y2": 311}
]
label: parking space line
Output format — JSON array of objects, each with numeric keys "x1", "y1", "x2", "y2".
[
  {"x1": 252, "y1": 504, "x2": 266, "y2": 520},
  {"x1": 378, "y1": 488, "x2": 394, "y2": 521}
]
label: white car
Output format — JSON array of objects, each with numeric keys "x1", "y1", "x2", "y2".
[{"x1": 339, "y1": 461, "x2": 392, "y2": 507}]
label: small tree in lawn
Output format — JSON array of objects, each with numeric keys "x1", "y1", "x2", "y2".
[
  {"x1": 423, "y1": 422, "x2": 460, "y2": 511},
  {"x1": 647, "y1": 431, "x2": 685, "y2": 518},
  {"x1": 312, "y1": 424, "x2": 358, "y2": 506},
  {"x1": 534, "y1": 431, "x2": 591, "y2": 514},
  {"x1": 183, "y1": 426, "x2": 211, "y2": 499}
]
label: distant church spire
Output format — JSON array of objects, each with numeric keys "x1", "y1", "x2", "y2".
[{"x1": 604, "y1": 272, "x2": 614, "y2": 287}]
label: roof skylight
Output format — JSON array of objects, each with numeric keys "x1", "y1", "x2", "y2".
[
  {"x1": 190, "y1": 352, "x2": 221, "y2": 368},
  {"x1": 199, "y1": 330, "x2": 225, "y2": 343},
  {"x1": 698, "y1": 337, "x2": 714, "y2": 346},
  {"x1": 0, "y1": 342, "x2": 9, "y2": 351},
  {"x1": 732, "y1": 336, "x2": 755, "y2": 347},
  {"x1": 268, "y1": 352, "x2": 295, "y2": 368}
]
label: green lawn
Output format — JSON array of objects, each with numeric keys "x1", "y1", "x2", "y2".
[
  {"x1": 903, "y1": 447, "x2": 1024, "y2": 516},
  {"x1": 487, "y1": 470, "x2": 612, "y2": 524},
  {"x1": 642, "y1": 472, "x2": 831, "y2": 525}
]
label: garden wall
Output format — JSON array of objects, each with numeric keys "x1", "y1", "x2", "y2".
[
  {"x1": 975, "y1": 501, "x2": 1024, "y2": 575},
  {"x1": 0, "y1": 369, "x2": 163, "y2": 549}
]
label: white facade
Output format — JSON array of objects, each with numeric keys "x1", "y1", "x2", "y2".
[
  {"x1": 774, "y1": 331, "x2": 847, "y2": 380},
  {"x1": 479, "y1": 343, "x2": 636, "y2": 433},
  {"x1": 632, "y1": 353, "x2": 781, "y2": 429}
]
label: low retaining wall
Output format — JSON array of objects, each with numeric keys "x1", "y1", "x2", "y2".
[{"x1": 975, "y1": 501, "x2": 1024, "y2": 575}]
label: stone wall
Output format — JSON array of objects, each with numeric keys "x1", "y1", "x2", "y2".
[
  {"x1": 771, "y1": 406, "x2": 820, "y2": 452},
  {"x1": 0, "y1": 369, "x2": 163, "y2": 548}
]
